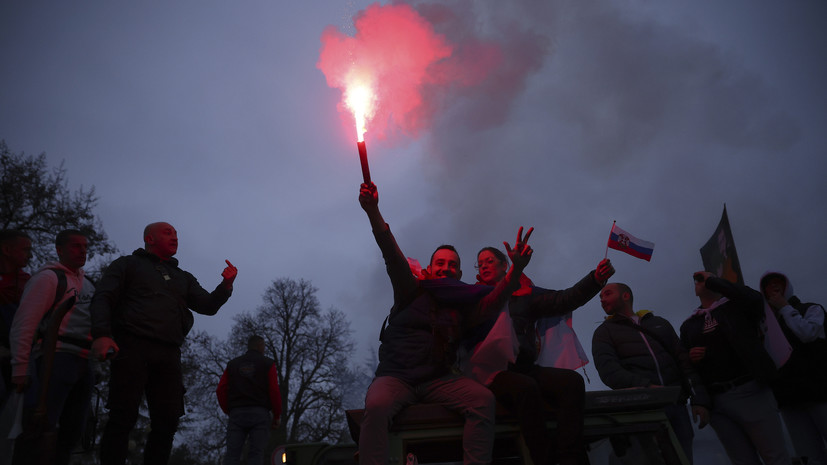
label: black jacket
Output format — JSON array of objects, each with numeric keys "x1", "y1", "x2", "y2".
[
  {"x1": 509, "y1": 274, "x2": 602, "y2": 368},
  {"x1": 223, "y1": 349, "x2": 279, "y2": 411},
  {"x1": 680, "y1": 277, "x2": 776, "y2": 387},
  {"x1": 373, "y1": 227, "x2": 512, "y2": 385},
  {"x1": 91, "y1": 248, "x2": 231, "y2": 346},
  {"x1": 773, "y1": 297, "x2": 827, "y2": 406},
  {"x1": 593, "y1": 311, "x2": 709, "y2": 407}
]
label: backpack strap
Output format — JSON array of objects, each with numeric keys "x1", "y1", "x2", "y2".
[
  {"x1": 52, "y1": 268, "x2": 67, "y2": 310},
  {"x1": 34, "y1": 268, "x2": 69, "y2": 343}
]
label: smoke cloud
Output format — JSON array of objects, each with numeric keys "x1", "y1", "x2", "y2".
[{"x1": 317, "y1": 1, "x2": 546, "y2": 141}]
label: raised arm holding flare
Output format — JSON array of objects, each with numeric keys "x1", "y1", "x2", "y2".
[{"x1": 357, "y1": 181, "x2": 531, "y2": 465}]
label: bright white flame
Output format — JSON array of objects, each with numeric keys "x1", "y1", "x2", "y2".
[{"x1": 345, "y1": 80, "x2": 376, "y2": 142}]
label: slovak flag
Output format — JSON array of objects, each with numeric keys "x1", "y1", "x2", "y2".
[{"x1": 608, "y1": 223, "x2": 654, "y2": 261}]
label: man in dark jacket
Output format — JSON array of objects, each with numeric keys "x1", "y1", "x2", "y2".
[
  {"x1": 592, "y1": 283, "x2": 709, "y2": 464},
  {"x1": 217, "y1": 335, "x2": 282, "y2": 465},
  {"x1": 471, "y1": 246, "x2": 612, "y2": 465},
  {"x1": 680, "y1": 271, "x2": 789, "y2": 465},
  {"x1": 90, "y1": 222, "x2": 238, "y2": 465},
  {"x1": 760, "y1": 271, "x2": 827, "y2": 464},
  {"x1": 358, "y1": 182, "x2": 532, "y2": 465}
]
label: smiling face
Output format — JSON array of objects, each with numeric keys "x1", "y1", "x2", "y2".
[
  {"x1": 426, "y1": 247, "x2": 461, "y2": 280},
  {"x1": 476, "y1": 249, "x2": 507, "y2": 285}
]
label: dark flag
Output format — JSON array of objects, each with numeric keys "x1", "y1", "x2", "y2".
[{"x1": 700, "y1": 205, "x2": 744, "y2": 285}]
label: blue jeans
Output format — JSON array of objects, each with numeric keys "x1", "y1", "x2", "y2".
[
  {"x1": 224, "y1": 406, "x2": 271, "y2": 465},
  {"x1": 21, "y1": 351, "x2": 93, "y2": 465},
  {"x1": 359, "y1": 374, "x2": 496, "y2": 465},
  {"x1": 709, "y1": 380, "x2": 791, "y2": 465}
]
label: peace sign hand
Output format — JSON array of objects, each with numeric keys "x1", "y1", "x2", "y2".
[{"x1": 504, "y1": 226, "x2": 533, "y2": 272}]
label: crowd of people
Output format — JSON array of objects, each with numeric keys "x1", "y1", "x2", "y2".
[
  {"x1": 0, "y1": 182, "x2": 823, "y2": 465},
  {"x1": 0, "y1": 224, "x2": 269, "y2": 465},
  {"x1": 357, "y1": 181, "x2": 826, "y2": 465}
]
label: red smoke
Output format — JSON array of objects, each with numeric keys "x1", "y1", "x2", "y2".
[{"x1": 317, "y1": 2, "x2": 502, "y2": 141}]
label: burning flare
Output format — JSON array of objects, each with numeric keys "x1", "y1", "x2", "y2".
[
  {"x1": 345, "y1": 82, "x2": 375, "y2": 142},
  {"x1": 317, "y1": 3, "x2": 453, "y2": 141}
]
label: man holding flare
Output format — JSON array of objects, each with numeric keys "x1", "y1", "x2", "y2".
[{"x1": 358, "y1": 181, "x2": 533, "y2": 465}]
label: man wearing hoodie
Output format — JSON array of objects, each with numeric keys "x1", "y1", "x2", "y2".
[
  {"x1": 760, "y1": 271, "x2": 827, "y2": 464},
  {"x1": 592, "y1": 282, "x2": 709, "y2": 464},
  {"x1": 9, "y1": 229, "x2": 94, "y2": 465}
]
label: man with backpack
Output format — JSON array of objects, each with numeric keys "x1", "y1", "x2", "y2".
[
  {"x1": 9, "y1": 229, "x2": 95, "y2": 465},
  {"x1": 760, "y1": 271, "x2": 827, "y2": 464}
]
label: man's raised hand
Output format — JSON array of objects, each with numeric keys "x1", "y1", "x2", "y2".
[{"x1": 358, "y1": 182, "x2": 378, "y2": 212}]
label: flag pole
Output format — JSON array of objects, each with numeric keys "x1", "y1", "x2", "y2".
[{"x1": 605, "y1": 220, "x2": 615, "y2": 259}]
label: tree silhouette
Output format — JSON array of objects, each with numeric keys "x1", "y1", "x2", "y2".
[
  {"x1": 180, "y1": 277, "x2": 369, "y2": 463},
  {"x1": 0, "y1": 140, "x2": 117, "y2": 274}
]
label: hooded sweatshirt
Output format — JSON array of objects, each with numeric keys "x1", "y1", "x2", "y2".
[
  {"x1": 759, "y1": 271, "x2": 827, "y2": 406},
  {"x1": 9, "y1": 261, "x2": 94, "y2": 378}
]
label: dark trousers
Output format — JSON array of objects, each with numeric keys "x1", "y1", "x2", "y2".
[
  {"x1": 16, "y1": 352, "x2": 92, "y2": 465},
  {"x1": 100, "y1": 335, "x2": 184, "y2": 465},
  {"x1": 663, "y1": 403, "x2": 694, "y2": 464},
  {"x1": 489, "y1": 365, "x2": 589, "y2": 465}
]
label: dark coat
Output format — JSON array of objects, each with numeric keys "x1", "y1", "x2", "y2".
[
  {"x1": 508, "y1": 274, "x2": 602, "y2": 368},
  {"x1": 91, "y1": 248, "x2": 231, "y2": 346},
  {"x1": 773, "y1": 297, "x2": 827, "y2": 407},
  {"x1": 680, "y1": 277, "x2": 776, "y2": 388},
  {"x1": 593, "y1": 311, "x2": 710, "y2": 407},
  {"x1": 372, "y1": 227, "x2": 511, "y2": 385}
]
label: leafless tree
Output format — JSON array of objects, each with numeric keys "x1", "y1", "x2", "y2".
[
  {"x1": 179, "y1": 278, "x2": 367, "y2": 463},
  {"x1": 0, "y1": 140, "x2": 118, "y2": 274}
]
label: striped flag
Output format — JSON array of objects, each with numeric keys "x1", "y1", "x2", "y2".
[{"x1": 607, "y1": 223, "x2": 654, "y2": 261}]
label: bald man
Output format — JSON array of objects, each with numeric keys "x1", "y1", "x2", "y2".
[{"x1": 91, "y1": 222, "x2": 237, "y2": 465}]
